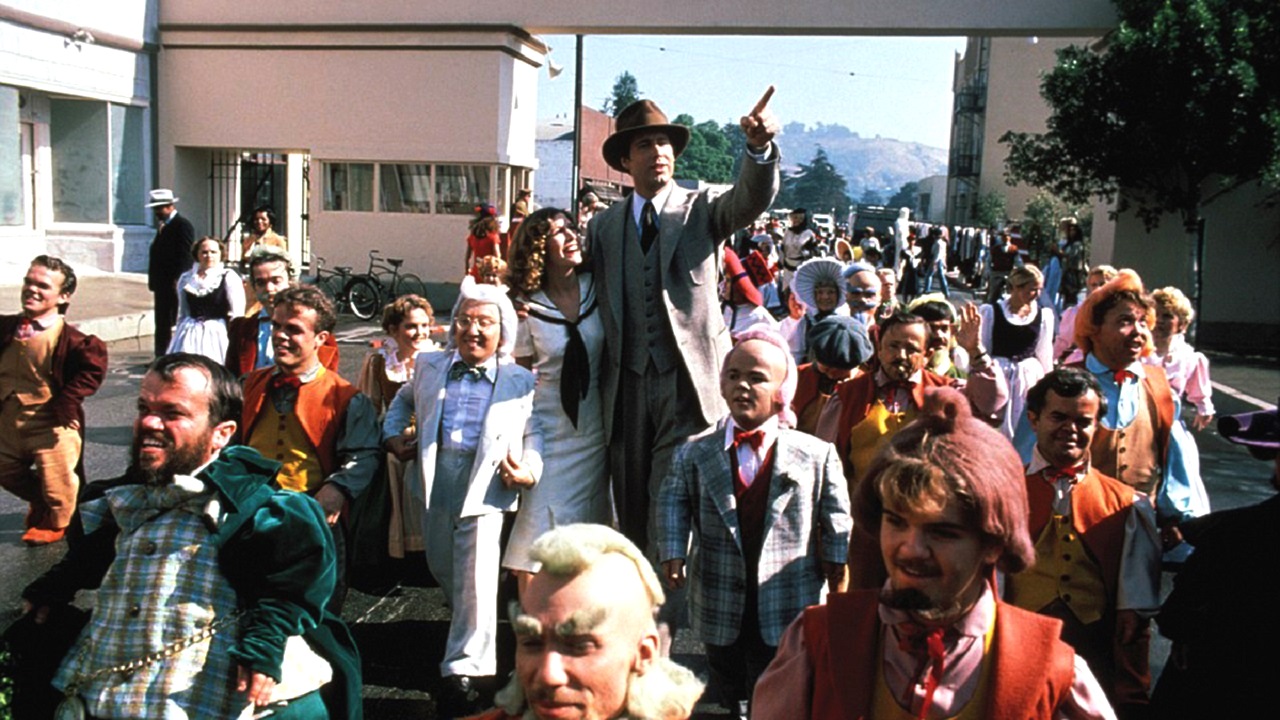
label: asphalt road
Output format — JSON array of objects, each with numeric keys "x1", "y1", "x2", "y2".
[{"x1": 1, "y1": 308, "x2": 1275, "y2": 718}]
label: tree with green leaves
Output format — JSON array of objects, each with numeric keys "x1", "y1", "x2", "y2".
[
  {"x1": 783, "y1": 147, "x2": 852, "y2": 217},
  {"x1": 602, "y1": 71, "x2": 642, "y2": 117},
  {"x1": 974, "y1": 192, "x2": 1007, "y2": 230},
  {"x1": 859, "y1": 188, "x2": 885, "y2": 206},
  {"x1": 672, "y1": 114, "x2": 734, "y2": 183},
  {"x1": 888, "y1": 181, "x2": 919, "y2": 210},
  {"x1": 1001, "y1": 0, "x2": 1279, "y2": 231}
]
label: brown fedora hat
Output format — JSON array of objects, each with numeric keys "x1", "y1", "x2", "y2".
[{"x1": 602, "y1": 100, "x2": 691, "y2": 173}]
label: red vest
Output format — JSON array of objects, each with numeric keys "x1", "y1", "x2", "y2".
[
  {"x1": 242, "y1": 366, "x2": 360, "y2": 480},
  {"x1": 793, "y1": 363, "x2": 823, "y2": 421},
  {"x1": 802, "y1": 590, "x2": 1077, "y2": 720},
  {"x1": 1025, "y1": 467, "x2": 1133, "y2": 603}
]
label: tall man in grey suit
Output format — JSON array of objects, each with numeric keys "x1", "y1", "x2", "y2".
[{"x1": 588, "y1": 91, "x2": 781, "y2": 560}]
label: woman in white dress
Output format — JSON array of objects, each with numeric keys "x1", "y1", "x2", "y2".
[
  {"x1": 978, "y1": 264, "x2": 1054, "y2": 459},
  {"x1": 502, "y1": 207, "x2": 611, "y2": 591},
  {"x1": 167, "y1": 236, "x2": 245, "y2": 362}
]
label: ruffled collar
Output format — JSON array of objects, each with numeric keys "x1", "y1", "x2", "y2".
[{"x1": 181, "y1": 264, "x2": 234, "y2": 296}]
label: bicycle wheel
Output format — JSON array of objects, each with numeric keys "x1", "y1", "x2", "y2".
[
  {"x1": 393, "y1": 273, "x2": 428, "y2": 299},
  {"x1": 316, "y1": 273, "x2": 343, "y2": 302},
  {"x1": 344, "y1": 277, "x2": 382, "y2": 320}
]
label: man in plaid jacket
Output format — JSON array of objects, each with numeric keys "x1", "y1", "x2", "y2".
[{"x1": 657, "y1": 327, "x2": 851, "y2": 719}]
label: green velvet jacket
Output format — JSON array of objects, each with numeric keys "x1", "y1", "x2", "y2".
[{"x1": 23, "y1": 445, "x2": 362, "y2": 720}]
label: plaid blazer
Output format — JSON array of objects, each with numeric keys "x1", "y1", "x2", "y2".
[{"x1": 657, "y1": 419, "x2": 852, "y2": 646}]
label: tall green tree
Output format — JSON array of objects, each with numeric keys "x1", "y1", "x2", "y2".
[
  {"x1": 783, "y1": 147, "x2": 853, "y2": 217},
  {"x1": 859, "y1": 189, "x2": 885, "y2": 206},
  {"x1": 974, "y1": 192, "x2": 1008, "y2": 230},
  {"x1": 672, "y1": 114, "x2": 734, "y2": 183},
  {"x1": 602, "y1": 71, "x2": 642, "y2": 117},
  {"x1": 888, "y1": 181, "x2": 920, "y2": 210},
  {"x1": 1001, "y1": 0, "x2": 1280, "y2": 231}
]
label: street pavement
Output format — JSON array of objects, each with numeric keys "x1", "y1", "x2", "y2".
[{"x1": 0, "y1": 278, "x2": 1276, "y2": 718}]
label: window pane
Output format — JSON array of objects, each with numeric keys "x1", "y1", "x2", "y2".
[
  {"x1": 51, "y1": 99, "x2": 109, "y2": 223},
  {"x1": 495, "y1": 166, "x2": 510, "y2": 224},
  {"x1": 323, "y1": 162, "x2": 373, "y2": 211},
  {"x1": 380, "y1": 163, "x2": 431, "y2": 213},
  {"x1": 110, "y1": 104, "x2": 147, "y2": 225},
  {"x1": 0, "y1": 86, "x2": 21, "y2": 226},
  {"x1": 435, "y1": 164, "x2": 491, "y2": 215}
]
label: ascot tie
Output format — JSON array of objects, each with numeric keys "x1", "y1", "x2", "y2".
[
  {"x1": 448, "y1": 361, "x2": 488, "y2": 382},
  {"x1": 895, "y1": 623, "x2": 951, "y2": 720},
  {"x1": 14, "y1": 318, "x2": 36, "y2": 341},
  {"x1": 733, "y1": 428, "x2": 765, "y2": 452},
  {"x1": 1113, "y1": 368, "x2": 1137, "y2": 384},
  {"x1": 640, "y1": 200, "x2": 659, "y2": 255}
]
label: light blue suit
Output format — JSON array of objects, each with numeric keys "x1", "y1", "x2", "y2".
[{"x1": 383, "y1": 349, "x2": 541, "y2": 676}]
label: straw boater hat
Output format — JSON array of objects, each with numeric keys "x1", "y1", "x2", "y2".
[{"x1": 602, "y1": 100, "x2": 691, "y2": 173}]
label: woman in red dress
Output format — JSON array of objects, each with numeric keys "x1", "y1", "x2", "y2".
[{"x1": 464, "y1": 203, "x2": 501, "y2": 280}]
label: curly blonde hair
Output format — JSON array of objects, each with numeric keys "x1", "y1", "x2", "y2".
[{"x1": 505, "y1": 207, "x2": 569, "y2": 295}]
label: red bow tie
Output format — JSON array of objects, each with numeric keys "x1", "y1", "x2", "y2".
[
  {"x1": 733, "y1": 428, "x2": 764, "y2": 452},
  {"x1": 270, "y1": 373, "x2": 303, "y2": 393},
  {"x1": 1113, "y1": 369, "x2": 1137, "y2": 384},
  {"x1": 1047, "y1": 464, "x2": 1086, "y2": 482}
]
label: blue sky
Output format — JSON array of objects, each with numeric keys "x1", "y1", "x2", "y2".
[{"x1": 536, "y1": 35, "x2": 968, "y2": 150}]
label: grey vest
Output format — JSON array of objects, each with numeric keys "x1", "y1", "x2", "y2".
[{"x1": 621, "y1": 199, "x2": 678, "y2": 374}]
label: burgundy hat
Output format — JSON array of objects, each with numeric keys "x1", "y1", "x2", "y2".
[
  {"x1": 602, "y1": 100, "x2": 691, "y2": 173},
  {"x1": 723, "y1": 247, "x2": 764, "y2": 307}
]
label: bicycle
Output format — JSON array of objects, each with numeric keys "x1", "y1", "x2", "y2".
[
  {"x1": 342, "y1": 250, "x2": 428, "y2": 320},
  {"x1": 308, "y1": 256, "x2": 364, "y2": 316}
]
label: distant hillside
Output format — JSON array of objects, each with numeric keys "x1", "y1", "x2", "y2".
[{"x1": 774, "y1": 121, "x2": 948, "y2": 198}]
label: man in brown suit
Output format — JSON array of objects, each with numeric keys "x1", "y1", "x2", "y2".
[{"x1": 0, "y1": 256, "x2": 107, "y2": 545}]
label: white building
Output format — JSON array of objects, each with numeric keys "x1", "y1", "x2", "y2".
[{"x1": 1, "y1": 1, "x2": 157, "y2": 274}]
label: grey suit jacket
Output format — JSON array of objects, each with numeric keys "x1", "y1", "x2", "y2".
[
  {"x1": 656, "y1": 419, "x2": 852, "y2": 646},
  {"x1": 382, "y1": 350, "x2": 542, "y2": 517},
  {"x1": 588, "y1": 150, "x2": 780, "y2": 438}
]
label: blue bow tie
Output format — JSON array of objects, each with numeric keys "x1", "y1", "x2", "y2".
[{"x1": 448, "y1": 361, "x2": 488, "y2": 382}]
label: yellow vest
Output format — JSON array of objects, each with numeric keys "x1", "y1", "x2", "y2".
[
  {"x1": 1007, "y1": 514, "x2": 1108, "y2": 626},
  {"x1": 0, "y1": 318, "x2": 63, "y2": 406},
  {"x1": 848, "y1": 399, "x2": 918, "y2": 481},
  {"x1": 248, "y1": 399, "x2": 323, "y2": 493}
]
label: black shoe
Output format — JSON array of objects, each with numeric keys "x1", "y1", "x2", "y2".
[{"x1": 437, "y1": 674, "x2": 484, "y2": 719}]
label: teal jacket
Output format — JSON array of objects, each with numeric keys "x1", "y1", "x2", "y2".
[{"x1": 24, "y1": 446, "x2": 362, "y2": 720}]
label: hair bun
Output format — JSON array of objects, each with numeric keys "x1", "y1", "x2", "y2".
[{"x1": 919, "y1": 386, "x2": 970, "y2": 433}]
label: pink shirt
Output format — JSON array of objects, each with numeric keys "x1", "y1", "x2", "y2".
[{"x1": 1144, "y1": 334, "x2": 1214, "y2": 417}]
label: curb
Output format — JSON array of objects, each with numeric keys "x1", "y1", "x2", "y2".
[{"x1": 74, "y1": 311, "x2": 154, "y2": 343}]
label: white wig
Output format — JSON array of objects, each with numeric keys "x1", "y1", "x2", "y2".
[{"x1": 447, "y1": 275, "x2": 518, "y2": 360}]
